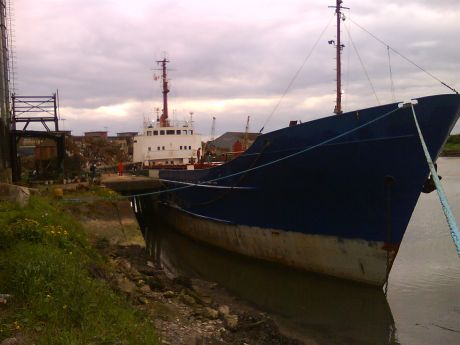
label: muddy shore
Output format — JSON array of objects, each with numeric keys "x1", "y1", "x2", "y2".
[{"x1": 66, "y1": 192, "x2": 306, "y2": 345}]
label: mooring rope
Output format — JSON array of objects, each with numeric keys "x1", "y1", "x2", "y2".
[
  {"x1": 62, "y1": 106, "x2": 403, "y2": 205},
  {"x1": 409, "y1": 103, "x2": 460, "y2": 257},
  {"x1": 107, "y1": 106, "x2": 401, "y2": 200}
]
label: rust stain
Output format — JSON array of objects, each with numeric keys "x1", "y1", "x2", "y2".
[{"x1": 382, "y1": 242, "x2": 399, "y2": 253}]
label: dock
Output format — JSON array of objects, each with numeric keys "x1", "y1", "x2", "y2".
[{"x1": 102, "y1": 174, "x2": 162, "y2": 195}]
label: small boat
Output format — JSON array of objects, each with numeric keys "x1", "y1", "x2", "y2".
[{"x1": 132, "y1": 1, "x2": 460, "y2": 287}]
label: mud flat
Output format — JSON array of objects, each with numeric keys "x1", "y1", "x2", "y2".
[{"x1": 68, "y1": 191, "x2": 303, "y2": 345}]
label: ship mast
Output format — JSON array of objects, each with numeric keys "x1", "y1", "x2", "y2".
[
  {"x1": 157, "y1": 58, "x2": 170, "y2": 126},
  {"x1": 330, "y1": 0, "x2": 347, "y2": 115}
]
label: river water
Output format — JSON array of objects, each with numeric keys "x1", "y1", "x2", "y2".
[
  {"x1": 386, "y1": 157, "x2": 460, "y2": 345},
  {"x1": 142, "y1": 157, "x2": 460, "y2": 345}
]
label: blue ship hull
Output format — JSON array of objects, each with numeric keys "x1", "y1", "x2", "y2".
[{"x1": 134, "y1": 94, "x2": 460, "y2": 286}]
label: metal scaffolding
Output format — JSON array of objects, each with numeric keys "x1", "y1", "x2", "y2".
[
  {"x1": 10, "y1": 93, "x2": 65, "y2": 182},
  {"x1": 12, "y1": 94, "x2": 59, "y2": 131}
]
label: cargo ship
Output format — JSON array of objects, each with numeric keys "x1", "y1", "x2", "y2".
[{"x1": 131, "y1": 1, "x2": 460, "y2": 287}]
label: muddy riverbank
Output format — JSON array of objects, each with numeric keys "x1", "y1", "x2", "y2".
[{"x1": 67, "y1": 191, "x2": 304, "y2": 345}]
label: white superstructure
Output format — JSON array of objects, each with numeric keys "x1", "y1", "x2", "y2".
[
  {"x1": 133, "y1": 58, "x2": 203, "y2": 166},
  {"x1": 133, "y1": 119, "x2": 202, "y2": 166}
]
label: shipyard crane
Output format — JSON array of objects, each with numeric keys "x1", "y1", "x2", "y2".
[
  {"x1": 202, "y1": 116, "x2": 217, "y2": 163},
  {"x1": 210, "y1": 116, "x2": 216, "y2": 142},
  {"x1": 243, "y1": 115, "x2": 250, "y2": 150}
]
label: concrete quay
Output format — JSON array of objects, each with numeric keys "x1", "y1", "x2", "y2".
[{"x1": 102, "y1": 173, "x2": 162, "y2": 194}]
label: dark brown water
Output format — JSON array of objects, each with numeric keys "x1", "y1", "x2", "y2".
[
  {"x1": 386, "y1": 157, "x2": 460, "y2": 345},
  {"x1": 142, "y1": 157, "x2": 460, "y2": 345}
]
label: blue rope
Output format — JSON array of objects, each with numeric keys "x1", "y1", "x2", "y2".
[
  {"x1": 49, "y1": 107, "x2": 401, "y2": 206},
  {"x1": 117, "y1": 106, "x2": 401, "y2": 199},
  {"x1": 410, "y1": 103, "x2": 460, "y2": 257}
]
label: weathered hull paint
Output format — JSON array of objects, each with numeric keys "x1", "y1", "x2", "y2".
[
  {"x1": 131, "y1": 94, "x2": 460, "y2": 287},
  {"x1": 155, "y1": 204, "x2": 396, "y2": 286}
]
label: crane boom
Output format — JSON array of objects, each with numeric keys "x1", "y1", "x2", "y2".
[{"x1": 243, "y1": 115, "x2": 250, "y2": 150}]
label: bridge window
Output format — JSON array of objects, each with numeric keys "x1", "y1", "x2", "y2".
[
  {"x1": 157, "y1": 146, "x2": 160, "y2": 150},
  {"x1": 166, "y1": 130, "x2": 175, "y2": 135},
  {"x1": 147, "y1": 131, "x2": 152, "y2": 136},
  {"x1": 148, "y1": 147, "x2": 151, "y2": 151},
  {"x1": 176, "y1": 130, "x2": 181, "y2": 135},
  {"x1": 153, "y1": 131, "x2": 158, "y2": 135},
  {"x1": 162, "y1": 146, "x2": 165, "y2": 150},
  {"x1": 160, "y1": 130, "x2": 165, "y2": 135}
]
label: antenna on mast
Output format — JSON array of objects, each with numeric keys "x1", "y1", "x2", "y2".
[
  {"x1": 156, "y1": 57, "x2": 170, "y2": 126},
  {"x1": 189, "y1": 112, "x2": 194, "y2": 128},
  {"x1": 155, "y1": 107, "x2": 161, "y2": 122},
  {"x1": 329, "y1": 0, "x2": 348, "y2": 115}
]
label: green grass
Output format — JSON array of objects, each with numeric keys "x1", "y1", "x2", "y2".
[
  {"x1": 0, "y1": 196, "x2": 159, "y2": 345},
  {"x1": 443, "y1": 134, "x2": 460, "y2": 153},
  {"x1": 75, "y1": 185, "x2": 121, "y2": 200}
]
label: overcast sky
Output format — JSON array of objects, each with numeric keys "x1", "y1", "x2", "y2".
[{"x1": 12, "y1": 0, "x2": 460, "y2": 136}]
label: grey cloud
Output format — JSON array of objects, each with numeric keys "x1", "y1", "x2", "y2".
[{"x1": 12, "y1": 0, "x2": 460, "y2": 135}]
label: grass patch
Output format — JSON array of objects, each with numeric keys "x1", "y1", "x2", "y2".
[
  {"x1": 66, "y1": 185, "x2": 120, "y2": 201},
  {"x1": 443, "y1": 134, "x2": 460, "y2": 153},
  {"x1": 0, "y1": 195, "x2": 159, "y2": 344}
]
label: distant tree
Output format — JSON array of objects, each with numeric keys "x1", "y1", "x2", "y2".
[{"x1": 80, "y1": 137, "x2": 129, "y2": 167}]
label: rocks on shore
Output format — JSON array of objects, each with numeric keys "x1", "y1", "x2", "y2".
[
  {"x1": 106, "y1": 244, "x2": 302, "y2": 345},
  {"x1": 55, "y1": 190, "x2": 302, "y2": 344},
  {"x1": 0, "y1": 183, "x2": 30, "y2": 207}
]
